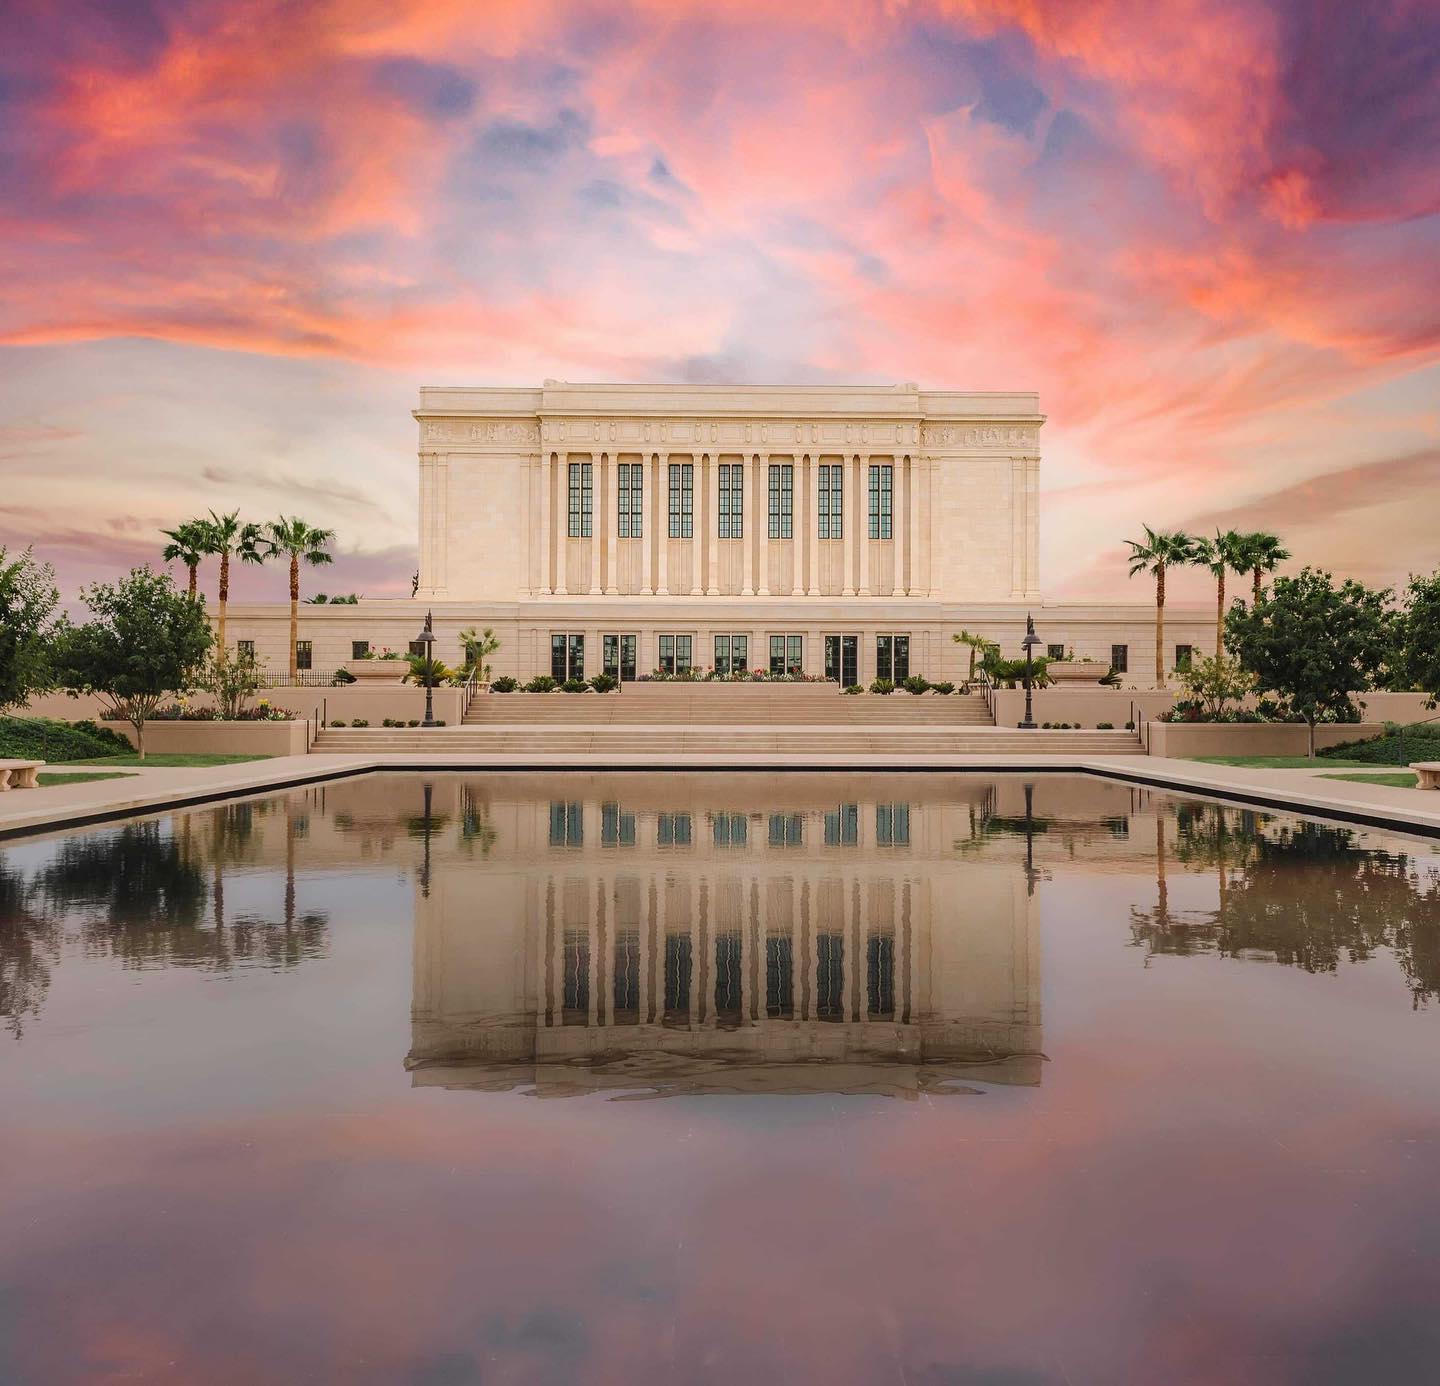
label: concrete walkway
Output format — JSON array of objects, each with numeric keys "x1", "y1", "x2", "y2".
[{"x1": 4, "y1": 752, "x2": 1438, "y2": 840}]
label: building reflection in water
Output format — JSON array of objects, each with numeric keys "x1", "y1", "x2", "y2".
[{"x1": 405, "y1": 774, "x2": 1046, "y2": 1100}]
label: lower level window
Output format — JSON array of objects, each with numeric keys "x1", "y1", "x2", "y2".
[
  {"x1": 351, "y1": 640, "x2": 369, "y2": 660},
  {"x1": 658, "y1": 634, "x2": 693, "y2": 674},
  {"x1": 1047, "y1": 643, "x2": 1065, "y2": 661},
  {"x1": 551, "y1": 633, "x2": 585, "y2": 680},
  {"x1": 603, "y1": 633, "x2": 637, "y2": 681},
  {"x1": 1175, "y1": 644, "x2": 1194, "y2": 671},
  {"x1": 295, "y1": 640, "x2": 312, "y2": 671},
  {"x1": 1111, "y1": 644, "x2": 1129, "y2": 674},
  {"x1": 714, "y1": 633, "x2": 748, "y2": 675},
  {"x1": 237, "y1": 639, "x2": 255, "y2": 659},
  {"x1": 769, "y1": 634, "x2": 804, "y2": 676},
  {"x1": 875, "y1": 634, "x2": 909, "y2": 682}
]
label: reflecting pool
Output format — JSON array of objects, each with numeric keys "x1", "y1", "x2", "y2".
[{"x1": 3, "y1": 773, "x2": 1440, "y2": 1384}]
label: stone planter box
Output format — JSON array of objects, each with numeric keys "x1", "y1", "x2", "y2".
[
  {"x1": 110, "y1": 719, "x2": 312, "y2": 757},
  {"x1": 344, "y1": 660, "x2": 409, "y2": 683},
  {"x1": 1045, "y1": 660, "x2": 1111, "y2": 684}
]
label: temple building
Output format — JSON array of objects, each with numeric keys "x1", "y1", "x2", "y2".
[{"x1": 225, "y1": 381, "x2": 1212, "y2": 685}]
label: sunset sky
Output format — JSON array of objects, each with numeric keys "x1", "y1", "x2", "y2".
[{"x1": 3, "y1": 0, "x2": 1438, "y2": 605}]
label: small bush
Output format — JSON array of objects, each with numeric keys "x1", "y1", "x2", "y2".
[
  {"x1": 869, "y1": 678, "x2": 895, "y2": 695},
  {"x1": 1124, "y1": 720, "x2": 1135, "y2": 730},
  {"x1": 843, "y1": 684, "x2": 864, "y2": 695},
  {"x1": 491, "y1": 676, "x2": 518, "y2": 693},
  {"x1": 589, "y1": 672, "x2": 618, "y2": 693},
  {"x1": 0, "y1": 715, "x2": 133, "y2": 763},
  {"x1": 930, "y1": 681, "x2": 955, "y2": 695},
  {"x1": 350, "y1": 718, "x2": 369, "y2": 728},
  {"x1": 328, "y1": 719, "x2": 344, "y2": 727},
  {"x1": 900, "y1": 675, "x2": 930, "y2": 695},
  {"x1": 523, "y1": 675, "x2": 557, "y2": 693},
  {"x1": 1097, "y1": 721, "x2": 1114, "y2": 730},
  {"x1": 561, "y1": 678, "x2": 588, "y2": 694},
  {"x1": 331, "y1": 669, "x2": 356, "y2": 685},
  {"x1": 434, "y1": 720, "x2": 447, "y2": 727},
  {"x1": 1042, "y1": 722, "x2": 1052, "y2": 729},
  {"x1": 407, "y1": 719, "x2": 420, "y2": 727}
]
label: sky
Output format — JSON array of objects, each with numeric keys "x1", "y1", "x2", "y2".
[{"x1": 1, "y1": 0, "x2": 1438, "y2": 606}]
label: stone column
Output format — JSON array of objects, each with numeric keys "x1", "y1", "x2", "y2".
[
  {"x1": 843, "y1": 454, "x2": 859, "y2": 597},
  {"x1": 645, "y1": 452, "x2": 656, "y2": 590},
  {"x1": 656, "y1": 452, "x2": 670, "y2": 597},
  {"x1": 706, "y1": 453, "x2": 720, "y2": 595},
  {"x1": 588, "y1": 451, "x2": 603, "y2": 596},
  {"x1": 741, "y1": 455, "x2": 755, "y2": 598},
  {"x1": 894, "y1": 455, "x2": 909, "y2": 597},
  {"x1": 538, "y1": 451, "x2": 553, "y2": 595},
  {"x1": 553, "y1": 453, "x2": 569, "y2": 597},
  {"x1": 858, "y1": 454, "x2": 872, "y2": 597},
  {"x1": 910, "y1": 453, "x2": 927, "y2": 598},
  {"x1": 690, "y1": 453, "x2": 704, "y2": 596},
  {"x1": 756, "y1": 454, "x2": 770, "y2": 597},
  {"x1": 604, "y1": 452, "x2": 619, "y2": 595},
  {"x1": 805, "y1": 455, "x2": 820, "y2": 596}
]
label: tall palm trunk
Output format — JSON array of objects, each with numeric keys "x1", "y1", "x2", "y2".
[
  {"x1": 1252, "y1": 567, "x2": 1263, "y2": 606},
  {"x1": 1215, "y1": 569, "x2": 1226, "y2": 659},
  {"x1": 218, "y1": 550, "x2": 230, "y2": 662},
  {"x1": 187, "y1": 563, "x2": 198, "y2": 599},
  {"x1": 289, "y1": 554, "x2": 300, "y2": 681},
  {"x1": 1154, "y1": 563, "x2": 1167, "y2": 689}
]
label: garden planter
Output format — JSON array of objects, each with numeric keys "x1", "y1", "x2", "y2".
[
  {"x1": 344, "y1": 660, "x2": 408, "y2": 683},
  {"x1": 1045, "y1": 660, "x2": 1111, "y2": 685}
]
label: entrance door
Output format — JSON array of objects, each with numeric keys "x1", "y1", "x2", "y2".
[
  {"x1": 824, "y1": 634, "x2": 859, "y2": 687},
  {"x1": 602, "y1": 633, "x2": 638, "y2": 681}
]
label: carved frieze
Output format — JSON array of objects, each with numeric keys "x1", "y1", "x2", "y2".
[{"x1": 922, "y1": 424, "x2": 1037, "y2": 449}]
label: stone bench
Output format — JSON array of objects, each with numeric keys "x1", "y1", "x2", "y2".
[
  {"x1": 0, "y1": 759, "x2": 45, "y2": 790},
  {"x1": 1411, "y1": 762, "x2": 1440, "y2": 790}
]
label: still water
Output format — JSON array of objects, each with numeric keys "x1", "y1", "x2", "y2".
[{"x1": 3, "y1": 772, "x2": 1440, "y2": 1385}]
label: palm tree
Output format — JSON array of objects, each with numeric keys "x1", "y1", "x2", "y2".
[
  {"x1": 1239, "y1": 531, "x2": 1290, "y2": 606},
  {"x1": 203, "y1": 510, "x2": 264, "y2": 661},
  {"x1": 256, "y1": 517, "x2": 336, "y2": 680},
  {"x1": 1125, "y1": 525, "x2": 1196, "y2": 688},
  {"x1": 458, "y1": 627, "x2": 500, "y2": 682},
  {"x1": 952, "y1": 629, "x2": 993, "y2": 685},
  {"x1": 161, "y1": 520, "x2": 210, "y2": 599},
  {"x1": 1192, "y1": 529, "x2": 1249, "y2": 659}
]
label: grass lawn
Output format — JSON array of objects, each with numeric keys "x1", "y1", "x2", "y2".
[
  {"x1": 68, "y1": 753, "x2": 274, "y2": 768},
  {"x1": 36, "y1": 770, "x2": 137, "y2": 787},
  {"x1": 1189, "y1": 755, "x2": 1376, "y2": 769},
  {"x1": 1319, "y1": 772, "x2": 1420, "y2": 789}
]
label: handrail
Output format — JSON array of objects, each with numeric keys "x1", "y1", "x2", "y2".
[{"x1": 461, "y1": 666, "x2": 479, "y2": 717}]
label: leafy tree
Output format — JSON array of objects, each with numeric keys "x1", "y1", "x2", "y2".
[
  {"x1": 255, "y1": 517, "x2": 335, "y2": 680},
  {"x1": 55, "y1": 568, "x2": 212, "y2": 758},
  {"x1": 1224, "y1": 568, "x2": 1394, "y2": 756},
  {"x1": 1125, "y1": 526, "x2": 1196, "y2": 689},
  {"x1": 196, "y1": 646, "x2": 266, "y2": 719},
  {"x1": 1238, "y1": 530, "x2": 1291, "y2": 606},
  {"x1": 458, "y1": 626, "x2": 500, "y2": 681},
  {"x1": 160, "y1": 519, "x2": 211, "y2": 599},
  {"x1": 1396, "y1": 571, "x2": 1440, "y2": 707},
  {"x1": 1192, "y1": 529, "x2": 1249, "y2": 658},
  {"x1": 1173, "y1": 654, "x2": 1256, "y2": 720},
  {"x1": 200, "y1": 510, "x2": 264, "y2": 661},
  {"x1": 0, "y1": 547, "x2": 60, "y2": 712}
]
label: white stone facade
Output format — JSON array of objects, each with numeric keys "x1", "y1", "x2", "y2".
[{"x1": 223, "y1": 382, "x2": 1215, "y2": 685}]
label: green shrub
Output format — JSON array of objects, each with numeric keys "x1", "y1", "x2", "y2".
[
  {"x1": 523, "y1": 675, "x2": 557, "y2": 693},
  {"x1": 930, "y1": 681, "x2": 955, "y2": 695},
  {"x1": 588, "y1": 672, "x2": 618, "y2": 693},
  {"x1": 0, "y1": 715, "x2": 132, "y2": 763},
  {"x1": 332, "y1": 669, "x2": 356, "y2": 684},
  {"x1": 1124, "y1": 720, "x2": 1135, "y2": 730},
  {"x1": 869, "y1": 679, "x2": 895, "y2": 695},
  {"x1": 350, "y1": 718, "x2": 369, "y2": 728},
  {"x1": 561, "y1": 678, "x2": 588, "y2": 693},
  {"x1": 1318, "y1": 724, "x2": 1440, "y2": 766},
  {"x1": 1097, "y1": 721, "x2": 1114, "y2": 730},
  {"x1": 900, "y1": 675, "x2": 930, "y2": 695},
  {"x1": 330, "y1": 719, "x2": 345, "y2": 728},
  {"x1": 407, "y1": 719, "x2": 420, "y2": 727},
  {"x1": 491, "y1": 676, "x2": 518, "y2": 693},
  {"x1": 843, "y1": 684, "x2": 864, "y2": 695}
]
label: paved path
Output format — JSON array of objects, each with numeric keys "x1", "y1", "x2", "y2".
[{"x1": 4, "y1": 753, "x2": 1438, "y2": 840}]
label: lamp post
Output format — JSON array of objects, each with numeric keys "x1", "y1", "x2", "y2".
[
  {"x1": 414, "y1": 609, "x2": 438, "y2": 728},
  {"x1": 1019, "y1": 612, "x2": 1040, "y2": 729}
]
